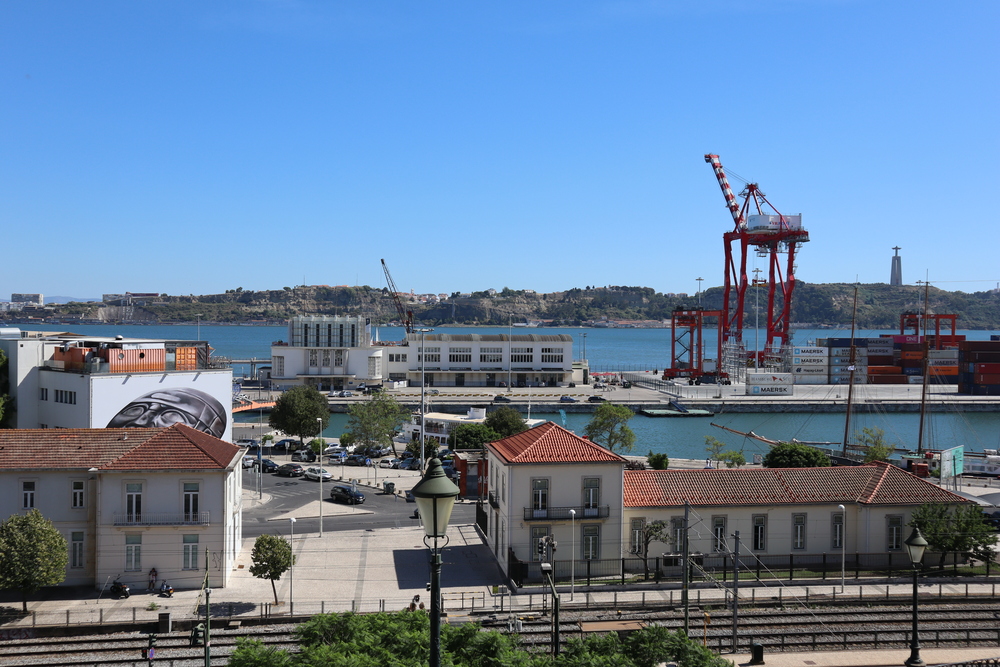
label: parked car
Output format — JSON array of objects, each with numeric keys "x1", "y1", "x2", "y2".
[
  {"x1": 273, "y1": 438, "x2": 298, "y2": 452},
  {"x1": 493, "y1": 395, "x2": 511, "y2": 403},
  {"x1": 379, "y1": 458, "x2": 400, "y2": 469},
  {"x1": 303, "y1": 466, "x2": 333, "y2": 482},
  {"x1": 339, "y1": 390, "x2": 354, "y2": 397},
  {"x1": 399, "y1": 458, "x2": 423, "y2": 471},
  {"x1": 258, "y1": 458, "x2": 279, "y2": 473},
  {"x1": 276, "y1": 463, "x2": 305, "y2": 477},
  {"x1": 427, "y1": 389, "x2": 440, "y2": 396},
  {"x1": 587, "y1": 395, "x2": 607, "y2": 403},
  {"x1": 330, "y1": 485, "x2": 365, "y2": 504},
  {"x1": 344, "y1": 454, "x2": 367, "y2": 467},
  {"x1": 559, "y1": 396, "x2": 578, "y2": 403},
  {"x1": 242, "y1": 455, "x2": 255, "y2": 468},
  {"x1": 291, "y1": 449, "x2": 317, "y2": 463},
  {"x1": 328, "y1": 452, "x2": 347, "y2": 465}
]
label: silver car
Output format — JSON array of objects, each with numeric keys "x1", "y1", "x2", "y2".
[{"x1": 303, "y1": 466, "x2": 333, "y2": 482}]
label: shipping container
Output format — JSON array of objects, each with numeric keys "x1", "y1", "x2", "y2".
[
  {"x1": 867, "y1": 355, "x2": 895, "y2": 365},
  {"x1": 972, "y1": 363, "x2": 1000, "y2": 374},
  {"x1": 791, "y1": 365, "x2": 828, "y2": 375},
  {"x1": 791, "y1": 347, "x2": 827, "y2": 356},
  {"x1": 793, "y1": 376, "x2": 828, "y2": 385},
  {"x1": 825, "y1": 338, "x2": 866, "y2": 347},
  {"x1": 868, "y1": 374, "x2": 908, "y2": 384},
  {"x1": 829, "y1": 356, "x2": 868, "y2": 365},
  {"x1": 928, "y1": 349, "x2": 959, "y2": 359},
  {"x1": 792, "y1": 357, "x2": 828, "y2": 366},
  {"x1": 746, "y1": 373, "x2": 794, "y2": 385},
  {"x1": 907, "y1": 375, "x2": 925, "y2": 384},
  {"x1": 827, "y1": 347, "x2": 868, "y2": 356},
  {"x1": 900, "y1": 351, "x2": 924, "y2": 360},
  {"x1": 746, "y1": 384, "x2": 795, "y2": 396},
  {"x1": 867, "y1": 366, "x2": 903, "y2": 375},
  {"x1": 892, "y1": 335, "x2": 922, "y2": 344},
  {"x1": 964, "y1": 352, "x2": 1000, "y2": 363},
  {"x1": 829, "y1": 375, "x2": 867, "y2": 385},
  {"x1": 866, "y1": 347, "x2": 895, "y2": 356},
  {"x1": 902, "y1": 367, "x2": 923, "y2": 376},
  {"x1": 958, "y1": 341, "x2": 1000, "y2": 352},
  {"x1": 974, "y1": 374, "x2": 1000, "y2": 385},
  {"x1": 928, "y1": 366, "x2": 958, "y2": 376},
  {"x1": 927, "y1": 359, "x2": 958, "y2": 367}
]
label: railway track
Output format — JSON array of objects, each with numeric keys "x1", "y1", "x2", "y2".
[{"x1": 2, "y1": 602, "x2": 1000, "y2": 665}]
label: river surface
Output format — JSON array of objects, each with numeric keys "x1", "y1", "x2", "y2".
[{"x1": 15, "y1": 323, "x2": 1000, "y2": 459}]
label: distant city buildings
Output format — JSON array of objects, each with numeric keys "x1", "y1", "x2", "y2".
[{"x1": 11, "y1": 293, "x2": 43, "y2": 305}]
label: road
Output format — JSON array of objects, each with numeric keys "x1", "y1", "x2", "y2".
[{"x1": 240, "y1": 465, "x2": 477, "y2": 537}]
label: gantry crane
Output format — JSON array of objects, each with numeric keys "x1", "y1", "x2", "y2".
[
  {"x1": 704, "y1": 154, "x2": 809, "y2": 364},
  {"x1": 381, "y1": 259, "x2": 413, "y2": 334}
]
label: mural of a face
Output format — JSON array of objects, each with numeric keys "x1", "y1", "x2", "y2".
[{"x1": 107, "y1": 388, "x2": 227, "y2": 437}]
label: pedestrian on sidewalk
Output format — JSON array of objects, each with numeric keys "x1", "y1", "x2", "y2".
[{"x1": 148, "y1": 568, "x2": 158, "y2": 591}]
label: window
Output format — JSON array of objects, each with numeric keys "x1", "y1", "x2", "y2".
[
  {"x1": 368, "y1": 356, "x2": 381, "y2": 377},
  {"x1": 22, "y1": 481, "x2": 36, "y2": 509},
  {"x1": 510, "y1": 347, "x2": 533, "y2": 363},
  {"x1": 54, "y1": 389, "x2": 77, "y2": 404},
  {"x1": 309, "y1": 350, "x2": 318, "y2": 367},
  {"x1": 321, "y1": 350, "x2": 331, "y2": 366},
  {"x1": 671, "y1": 517, "x2": 685, "y2": 553},
  {"x1": 388, "y1": 353, "x2": 407, "y2": 363},
  {"x1": 126, "y1": 483, "x2": 143, "y2": 522},
  {"x1": 183, "y1": 483, "x2": 200, "y2": 521},
  {"x1": 531, "y1": 479, "x2": 549, "y2": 510},
  {"x1": 40, "y1": 387, "x2": 48, "y2": 401},
  {"x1": 273, "y1": 356, "x2": 284, "y2": 376},
  {"x1": 629, "y1": 518, "x2": 644, "y2": 555},
  {"x1": 541, "y1": 348, "x2": 563, "y2": 363},
  {"x1": 792, "y1": 514, "x2": 806, "y2": 550},
  {"x1": 448, "y1": 347, "x2": 472, "y2": 363},
  {"x1": 418, "y1": 347, "x2": 440, "y2": 363},
  {"x1": 183, "y1": 535, "x2": 199, "y2": 570},
  {"x1": 334, "y1": 349, "x2": 344, "y2": 366},
  {"x1": 72, "y1": 480, "x2": 85, "y2": 509},
  {"x1": 712, "y1": 516, "x2": 727, "y2": 552},
  {"x1": 480, "y1": 348, "x2": 502, "y2": 363},
  {"x1": 887, "y1": 515, "x2": 903, "y2": 551},
  {"x1": 753, "y1": 515, "x2": 767, "y2": 551},
  {"x1": 125, "y1": 534, "x2": 141, "y2": 571},
  {"x1": 583, "y1": 478, "x2": 600, "y2": 516},
  {"x1": 583, "y1": 525, "x2": 601, "y2": 560},
  {"x1": 531, "y1": 526, "x2": 549, "y2": 562},
  {"x1": 832, "y1": 513, "x2": 844, "y2": 550},
  {"x1": 70, "y1": 532, "x2": 84, "y2": 569}
]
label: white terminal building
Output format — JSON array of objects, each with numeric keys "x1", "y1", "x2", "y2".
[{"x1": 270, "y1": 315, "x2": 582, "y2": 391}]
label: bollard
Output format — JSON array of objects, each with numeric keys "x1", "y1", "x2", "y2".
[
  {"x1": 748, "y1": 643, "x2": 765, "y2": 665},
  {"x1": 66, "y1": 609, "x2": 70, "y2": 626}
]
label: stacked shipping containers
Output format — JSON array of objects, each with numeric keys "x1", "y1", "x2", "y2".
[
  {"x1": 827, "y1": 337, "x2": 867, "y2": 385},
  {"x1": 957, "y1": 340, "x2": 1000, "y2": 395},
  {"x1": 790, "y1": 347, "x2": 828, "y2": 385}
]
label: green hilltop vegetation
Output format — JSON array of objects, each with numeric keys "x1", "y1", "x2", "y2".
[{"x1": 44, "y1": 282, "x2": 1000, "y2": 329}]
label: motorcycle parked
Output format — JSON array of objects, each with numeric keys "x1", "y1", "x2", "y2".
[
  {"x1": 110, "y1": 576, "x2": 130, "y2": 599},
  {"x1": 159, "y1": 581, "x2": 174, "y2": 598}
]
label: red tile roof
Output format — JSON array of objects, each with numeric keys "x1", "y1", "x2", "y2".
[
  {"x1": 624, "y1": 463, "x2": 967, "y2": 508},
  {"x1": 0, "y1": 424, "x2": 240, "y2": 471},
  {"x1": 488, "y1": 422, "x2": 626, "y2": 465}
]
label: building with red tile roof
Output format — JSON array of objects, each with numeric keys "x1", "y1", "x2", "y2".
[
  {"x1": 484, "y1": 422, "x2": 627, "y2": 584},
  {"x1": 0, "y1": 424, "x2": 243, "y2": 591},
  {"x1": 622, "y1": 463, "x2": 969, "y2": 560}
]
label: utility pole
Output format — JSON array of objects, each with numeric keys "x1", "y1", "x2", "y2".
[
  {"x1": 683, "y1": 502, "x2": 690, "y2": 635},
  {"x1": 731, "y1": 531, "x2": 740, "y2": 653}
]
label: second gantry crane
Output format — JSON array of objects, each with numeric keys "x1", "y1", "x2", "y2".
[{"x1": 704, "y1": 153, "x2": 810, "y2": 366}]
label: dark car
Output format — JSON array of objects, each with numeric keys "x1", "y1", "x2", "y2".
[
  {"x1": 559, "y1": 396, "x2": 578, "y2": 403},
  {"x1": 258, "y1": 458, "x2": 279, "y2": 473},
  {"x1": 276, "y1": 463, "x2": 305, "y2": 477},
  {"x1": 330, "y1": 485, "x2": 365, "y2": 504},
  {"x1": 493, "y1": 395, "x2": 511, "y2": 403},
  {"x1": 291, "y1": 449, "x2": 317, "y2": 463},
  {"x1": 274, "y1": 438, "x2": 298, "y2": 452},
  {"x1": 588, "y1": 395, "x2": 607, "y2": 403},
  {"x1": 344, "y1": 454, "x2": 367, "y2": 467}
]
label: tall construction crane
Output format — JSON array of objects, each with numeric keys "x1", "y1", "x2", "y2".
[
  {"x1": 381, "y1": 258, "x2": 413, "y2": 334},
  {"x1": 704, "y1": 154, "x2": 809, "y2": 365}
]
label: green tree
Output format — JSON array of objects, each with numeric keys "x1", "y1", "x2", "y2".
[
  {"x1": 856, "y1": 427, "x2": 893, "y2": 463},
  {"x1": 718, "y1": 451, "x2": 746, "y2": 468},
  {"x1": 647, "y1": 451, "x2": 669, "y2": 470},
  {"x1": 268, "y1": 386, "x2": 329, "y2": 444},
  {"x1": 346, "y1": 393, "x2": 411, "y2": 455},
  {"x1": 762, "y1": 442, "x2": 831, "y2": 468},
  {"x1": 584, "y1": 403, "x2": 636, "y2": 454},
  {"x1": 228, "y1": 637, "x2": 293, "y2": 667},
  {"x1": 448, "y1": 423, "x2": 501, "y2": 450},
  {"x1": 0, "y1": 509, "x2": 69, "y2": 612},
  {"x1": 483, "y1": 406, "x2": 528, "y2": 439},
  {"x1": 249, "y1": 534, "x2": 295, "y2": 604},
  {"x1": 910, "y1": 503, "x2": 996, "y2": 568},
  {"x1": 0, "y1": 347, "x2": 10, "y2": 427},
  {"x1": 704, "y1": 436, "x2": 726, "y2": 463},
  {"x1": 635, "y1": 520, "x2": 669, "y2": 580}
]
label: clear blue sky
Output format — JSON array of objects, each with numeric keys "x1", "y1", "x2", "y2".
[{"x1": 2, "y1": 1, "x2": 997, "y2": 300}]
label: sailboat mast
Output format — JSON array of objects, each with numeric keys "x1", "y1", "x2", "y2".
[
  {"x1": 841, "y1": 286, "x2": 859, "y2": 457},
  {"x1": 917, "y1": 280, "x2": 931, "y2": 454}
]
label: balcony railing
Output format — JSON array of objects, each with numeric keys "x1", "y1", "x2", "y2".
[
  {"x1": 112, "y1": 512, "x2": 210, "y2": 526},
  {"x1": 488, "y1": 491, "x2": 500, "y2": 509},
  {"x1": 523, "y1": 506, "x2": 609, "y2": 521}
]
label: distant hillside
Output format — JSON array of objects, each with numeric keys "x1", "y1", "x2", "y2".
[{"x1": 33, "y1": 283, "x2": 1000, "y2": 329}]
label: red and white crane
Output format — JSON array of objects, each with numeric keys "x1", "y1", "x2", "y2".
[{"x1": 704, "y1": 154, "x2": 809, "y2": 364}]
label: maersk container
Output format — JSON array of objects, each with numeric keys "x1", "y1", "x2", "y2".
[
  {"x1": 927, "y1": 359, "x2": 958, "y2": 367},
  {"x1": 829, "y1": 356, "x2": 868, "y2": 365},
  {"x1": 830, "y1": 374, "x2": 867, "y2": 385},
  {"x1": 928, "y1": 349, "x2": 959, "y2": 359},
  {"x1": 746, "y1": 373, "x2": 794, "y2": 385},
  {"x1": 828, "y1": 347, "x2": 868, "y2": 357},
  {"x1": 794, "y1": 376, "x2": 828, "y2": 385},
  {"x1": 747, "y1": 384, "x2": 795, "y2": 396},
  {"x1": 792, "y1": 357, "x2": 828, "y2": 366},
  {"x1": 792, "y1": 347, "x2": 827, "y2": 356}
]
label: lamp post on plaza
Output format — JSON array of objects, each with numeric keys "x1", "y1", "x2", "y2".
[
  {"x1": 411, "y1": 458, "x2": 460, "y2": 667},
  {"x1": 288, "y1": 518, "x2": 296, "y2": 616},
  {"x1": 838, "y1": 504, "x2": 846, "y2": 593},
  {"x1": 415, "y1": 328, "x2": 434, "y2": 467},
  {"x1": 569, "y1": 509, "x2": 576, "y2": 602},
  {"x1": 696, "y1": 278, "x2": 703, "y2": 306},
  {"x1": 904, "y1": 527, "x2": 928, "y2": 667},
  {"x1": 194, "y1": 314, "x2": 203, "y2": 342},
  {"x1": 317, "y1": 417, "x2": 324, "y2": 538}
]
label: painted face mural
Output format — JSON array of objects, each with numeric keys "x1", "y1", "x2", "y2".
[{"x1": 107, "y1": 388, "x2": 227, "y2": 437}]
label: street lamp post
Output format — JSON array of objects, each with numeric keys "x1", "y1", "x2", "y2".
[
  {"x1": 838, "y1": 504, "x2": 846, "y2": 593},
  {"x1": 415, "y1": 328, "x2": 434, "y2": 468},
  {"x1": 317, "y1": 417, "x2": 324, "y2": 538},
  {"x1": 193, "y1": 313, "x2": 203, "y2": 341},
  {"x1": 696, "y1": 278, "x2": 704, "y2": 306},
  {"x1": 540, "y1": 562, "x2": 561, "y2": 655},
  {"x1": 411, "y1": 458, "x2": 460, "y2": 667},
  {"x1": 569, "y1": 509, "x2": 576, "y2": 602},
  {"x1": 904, "y1": 527, "x2": 928, "y2": 667},
  {"x1": 288, "y1": 517, "x2": 296, "y2": 616}
]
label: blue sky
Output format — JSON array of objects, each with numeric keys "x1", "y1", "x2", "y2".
[{"x1": 2, "y1": 1, "x2": 997, "y2": 300}]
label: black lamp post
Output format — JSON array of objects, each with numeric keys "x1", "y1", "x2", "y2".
[
  {"x1": 412, "y1": 458, "x2": 460, "y2": 667},
  {"x1": 904, "y1": 527, "x2": 928, "y2": 667}
]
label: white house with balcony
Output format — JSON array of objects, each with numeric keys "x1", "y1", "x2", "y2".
[
  {"x1": 485, "y1": 422, "x2": 626, "y2": 584},
  {"x1": 0, "y1": 424, "x2": 243, "y2": 591}
]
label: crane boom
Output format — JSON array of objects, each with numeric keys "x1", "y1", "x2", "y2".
[
  {"x1": 381, "y1": 259, "x2": 413, "y2": 334},
  {"x1": 704, "y1": 154, "x2": 744, "y2": 230}
]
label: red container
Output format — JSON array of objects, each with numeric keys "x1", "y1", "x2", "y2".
[
  {"x1": 975, "y1": 374, "x2": 1000, "y2": 385},
  {"x1": 868, "y1": 374, "x2": 908, "y2": 384},
  {"x1": 974, "y1": 363, "x2": 1000, "y2": 374}
]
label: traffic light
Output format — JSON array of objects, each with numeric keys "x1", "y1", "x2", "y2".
[
  {"x1": 148, "y1": 634, "x2": 157, "y2": 650},
  {"x1": 142, "y1": 633, "x2": 156, "y2": 660},
  {"x1": 190, "y1": 623, "x2": 205, "y2": 647},
  {"x1": 537, "y1": 540, "x2": 545, "y2": 556}
]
